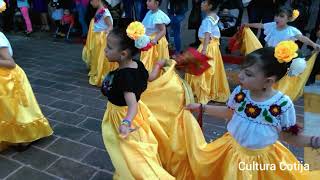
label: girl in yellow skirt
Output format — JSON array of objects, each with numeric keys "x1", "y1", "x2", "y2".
[
  {"x1": 245, "y1": 7, "x2": 320, "y2": 101},
  {"x1": 185, "y1": 42, "x2": 320, "y2": 179},
  {"x1": 0, "y1": 30, "x2": 53, "y2": 151},
  {"x1": 82, "y1": 0, "x2": 116, "y2": 86},
  {"x1": 185, "y1": 0, "x2": 230, "y2": 104},
  {"x1": 100, "y1": 26, "x2": 174, "y2": 179},
  {"x1": 141, "y1": 0, "x2": 170, "y2": 72}
]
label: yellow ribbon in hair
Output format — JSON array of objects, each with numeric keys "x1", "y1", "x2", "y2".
[
  {"x1": 126, "y1": 21, "x2": 145, "y2": 40},
  {"x1": 291, "y1": 9, "x2": 300, "y2": 21},
  {"x1": 0, "y1": 1, "x2": 6, "y2": 13},
  {"x1": 274, "y1": 40, "x2": 298, "y2": 63}
]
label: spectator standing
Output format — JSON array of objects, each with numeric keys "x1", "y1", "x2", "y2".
[
  {"x1": 32, "y1": 0, "x2": 51, "y2": 31},
  {"x1": 17, "y1": 0, "x2": 33, "y2": 35},
  {"x1": 168, "y1": 0, "x2": 188, "y2": 55},
  {"x1": 247, "y1": 0, "x2": 277, "y2": 45},
  {"x1": 188, "y1": 0, "x2": 202, "y2": 47},
  {"x1": 74, "y1": 0, "x2": 89, "y2": 37}
]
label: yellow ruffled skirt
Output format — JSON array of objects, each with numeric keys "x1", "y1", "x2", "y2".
[
  {"x1": 82, "y1": 20, "x2": 117, "y2": 87},
  {"x1": 241, "y1": 28, "x2": 318, "y2": 101},
  {"x1": 140, "y1": 35, "x2": 170, "y2": 72},
  {"x1": 185, "y1": 38, "x2": 230, "y2": 104},
  {"x1": 141, "y1": 61, "x2": 196, "y2": 179},
  {"x1": 183, "y1": 131, "x2": 320, "y2": 180},
  {"x1": 101, "y1": 101, "x2": 174, "y2": 180},
  {"x1": 82, "y1": 19, "x2": 94, "y2": 67},
  {"x1": 0, "y1": 65, "x2": 53, "y2": 151}
]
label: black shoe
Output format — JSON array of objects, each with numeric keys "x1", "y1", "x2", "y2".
[{"x1": 25, "y1": 31, "x2": 33, "y2": 36}]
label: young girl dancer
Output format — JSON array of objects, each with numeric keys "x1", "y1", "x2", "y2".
[
  {"x1": 185, "y1": 0, "x2": 230, "y2": 104},
  {"x1": 141, "y1": 0, "x2": 170, "y2": 71},
  {"x1": 245, "y1": 7, "x2": 320, "y2": 100},
  {"x1": 185, "y1": 41, "x2": 320, "y2": 179},
  {"x1": 100, "y1": 26, "x2": 174, "y2": 179},
  {"x1": 0, "y1": 28, "x2": 53, "y2": 151},
  {"x1": 82, "y1": 0, "x2": 116, "y2": 86}
]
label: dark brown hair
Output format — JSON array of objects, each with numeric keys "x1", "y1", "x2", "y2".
[
  {"x1": 241, "y1": 47, "x2": 288, "y2": 81},
  {"x1": 109, "y1": 27, "x2": 139, "y2": 58}
]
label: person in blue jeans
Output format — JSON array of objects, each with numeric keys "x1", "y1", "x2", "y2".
[
  {"x1": 122, "y1": 0, "x2": 147, "y2": 21},
  {"x1": 75, "y1": 0, "x2": 89, "y2": 37},
  {"x1": 168, "y1": 0, "x2": 188, "y2": 55}
]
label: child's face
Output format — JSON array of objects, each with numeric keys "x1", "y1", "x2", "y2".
[
  {"x1": 105, "y1": 34, "x2": 122, "y2": 62},
  {"x1": 201, "y1": 0, "x2": 211, "y2": 12},
  {"x1": 238, "y1": 63, "x2": 270, "y2": 91},
  {"x1": 146, "y1": 0, "x2": 158, "y2": 10},
  {"x1": 275, "y1": 13, "x2": 289, "y2": 27},
  {"x1": 90, "y1": 0, "x2": 100, "y2": 8}
]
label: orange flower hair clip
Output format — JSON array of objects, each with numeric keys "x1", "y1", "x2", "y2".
[
  {"x1": 274, "y1": 41, "x2": 306, "y2": 76},
  {"x1": 291, "y1": 9, "x2": 299, "y2": 22},
  {"x1": 274, "y1": 41, "x2": 298, "y2": 63}
]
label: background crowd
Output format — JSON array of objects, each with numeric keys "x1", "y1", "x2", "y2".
[{"x1": 0, "y1": 0, "x2": 319, "y2": 83}]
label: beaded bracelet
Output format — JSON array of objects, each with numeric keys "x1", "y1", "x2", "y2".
[
  {"x1": 121, "y1": 119, "x2": 131, "y2": 127},
  {"x1": 311, "y1": 136, "x2": 320, "y2": 149}
]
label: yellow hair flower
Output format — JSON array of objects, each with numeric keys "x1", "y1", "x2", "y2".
[
  {"x1": 291, "y1": 9, "x2": 300, "y2": 21},
  {"x1": 0, "y1": 1, "x2": 6, "y2": 13},
  {"x1": 274, "y1": 41, "x2": 298, "y2": 63},
  {"x1": 126, "y1": 21, "x2": 146, "y2": 41}
]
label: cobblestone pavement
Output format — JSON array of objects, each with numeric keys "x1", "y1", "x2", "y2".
[{"x1": 0, "y1": 34, "x2": 304, "y2": 180}]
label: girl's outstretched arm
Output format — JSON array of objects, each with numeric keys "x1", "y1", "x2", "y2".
[
  {"x1": 148, "y1": 60, "x2": 166, "y2": 82},
  {"x1": 186, "y1": 103, "x2": 234, "y2": 121},
  {"x1": 280, "y1": 130, "x2": 320, "y2": 148},
  {"x1": 0, "y1": 47, "x2": 16, "y2": 69},
  {"x1": 244, "y1": 23, "x2": 264, "y2": 29},
  {"x1": 119, "y1": 92, "x2": 138, "y2": 138},
  {"x1": 296, "y1": 34, "x2": 320, "y2": 51}
]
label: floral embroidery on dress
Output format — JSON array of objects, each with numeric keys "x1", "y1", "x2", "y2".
[
  {"x1": 234, "y1": 91, "x2": 246, "y2": 103},
  {"x1": 269, "y1": 104, "x2": 282, "y2": 117},
  {"x1": 231, "y1": 86, "x2": 292, "y2": 126},
  {"x1": 244, "y1": 103, "x2": 262, "y2": 118}
]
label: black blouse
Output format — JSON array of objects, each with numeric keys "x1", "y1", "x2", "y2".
[{"x1": 101, "y1": 60, "x2": 149, "y2": 106}]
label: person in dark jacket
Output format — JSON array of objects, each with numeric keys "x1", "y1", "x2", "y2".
[
  {"x1": 247, "y1": 0, "x2": 277, "y2": 45},
  {"x1": 188, "y1": 0, "x2": 201, "y2": 47},
  {"x1": 168, "y1": 0, "x2": 188, "y2": 54}
]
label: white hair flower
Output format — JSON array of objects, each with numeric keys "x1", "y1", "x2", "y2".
[
  {"x1": 135, "y1": 35, "x2": 151, "y2": 49},
  {"x1": 288, "y1": 57, "x2": 306, "y2": 76}
]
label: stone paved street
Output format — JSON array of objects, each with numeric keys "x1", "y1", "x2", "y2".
[{"x1": 0, "y1": 34, "x2": 305, "y2": 180}]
